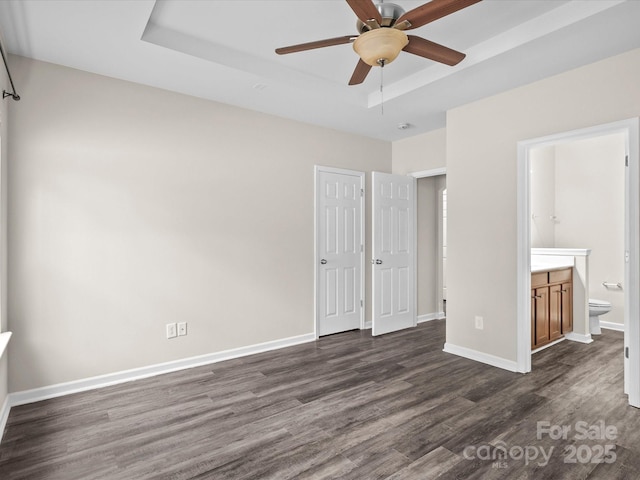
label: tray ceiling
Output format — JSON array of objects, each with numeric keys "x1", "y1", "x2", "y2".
[{"x1": 1, "y1": 0, "x2": 639, "y2": 141}]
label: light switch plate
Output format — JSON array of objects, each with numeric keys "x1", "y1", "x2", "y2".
[{"x1": 166, "y1": 323, "x2": 177, "y2": 339}]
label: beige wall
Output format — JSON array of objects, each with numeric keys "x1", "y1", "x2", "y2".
[
  {"x1": 555, "y1": 133, "x2": 626, "y2": 326},
  {"x1": 446, "y1": 48, "x2": 640, "y2": 363},
  {"x1": 7, "y1": 47, "x2": 640, "y2": 392},
  {"x1": 417, "y1": 175, "x2": 446, "y2": 317},
  {"x1": 392, "y1": 128, "x2": 446, "y2": 174},
  {"x1": 7, "y1": 56, "x2": 391, "y2": 392}
]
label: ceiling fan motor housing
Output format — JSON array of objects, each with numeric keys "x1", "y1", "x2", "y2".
[{"x1": 357, "y1": 2, "x2": 406, "y2": 32}]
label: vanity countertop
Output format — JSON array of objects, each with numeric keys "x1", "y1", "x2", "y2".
[{"x1": 531, "y1": 263, "x2": 574, "y2": 273}]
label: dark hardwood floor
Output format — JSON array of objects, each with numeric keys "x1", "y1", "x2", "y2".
[{"x1": 1, "y1": 320, "x2": 639, "y2": 479}]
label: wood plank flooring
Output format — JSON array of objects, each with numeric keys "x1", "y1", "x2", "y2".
[{"x1": 1, "y1": 320, "x2": 639, "y2": 479}]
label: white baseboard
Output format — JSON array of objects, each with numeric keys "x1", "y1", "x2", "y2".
[
  {"x1": 532, "y1": 337, "x2": 566, "y2": 354},
  {"x1": 565, "y1": 332, "x2": 594, "y2": 344},
  {"x1": 417, "y1": 312, "x2": 445, "y2": 324},
  {"x1": 443, "y1": 342, "x2": 518, "y2": 372},
  {"x1": 600, "y1": 321, "x2": 624, "y2": 332},
  {"x1": 364, "y1": 314, "x2": 444, "y2": 329},
  {"x1": 7, "y1": 333, "x2": 316, "y2": 409}
]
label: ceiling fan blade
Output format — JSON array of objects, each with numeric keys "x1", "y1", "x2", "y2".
[
  {"x1": 396, "y1": 0, "x2": 482, "y2": 30},
  {"x1": 276, "y1": 36, "x2": 355, "y2": 55},
  {"x1": 403, "y1": 35, "x2": 466, "y2": 66},
  {"x1": 346, "y1": 0, "x2": 382, "y2": 24},
  {"x1": 349, "y1": 59, "x2": 372, "y2": 85}
]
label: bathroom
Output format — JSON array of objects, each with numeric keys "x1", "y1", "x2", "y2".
[{"x1": 530, "y1": 131, "x2": 626, "y2": 347}]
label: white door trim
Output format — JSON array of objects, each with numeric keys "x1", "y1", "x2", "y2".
[
  {"x1": 314, "y1": 165, "x2": 365, "y2": 338},
  {"x1": 410, "y1": 168, "x2": 447, "y2": 318},
  {"x1": 516, "y1": 118, "x2": 640, "y2": 408},
  {"x1": 410, "y1": 167, "x2": 447, "y2": 179}
]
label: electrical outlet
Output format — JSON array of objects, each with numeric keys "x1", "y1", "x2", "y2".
[
  {"x1": 166, "y1": 323, "x2": 177, "y2": 339},
  {"x1": 178, "y1": 322, "x2": 187, "y2": 336},
  {"x1": 475, "y1": 316, "x2": 484, "y2": 330}
]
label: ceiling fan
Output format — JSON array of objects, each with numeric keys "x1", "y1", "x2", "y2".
[{"x1": 275, "y1": 0, "x2": 482, "y2": 85}]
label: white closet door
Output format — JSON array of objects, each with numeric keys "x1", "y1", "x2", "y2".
[
  {"x1": 316, "y1": 168, "x2": 364, "y2": 336},
  {"x1": 372, "y1": 172, "x2": 416, "y2": 336}
]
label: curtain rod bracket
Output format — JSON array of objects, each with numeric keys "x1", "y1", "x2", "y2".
[
  {"x1": 0, "y1": 32, "x2": 21, "y2": 102},
  {"x1": 3, "y1": 90, "x2": 19, "y2": 101}
]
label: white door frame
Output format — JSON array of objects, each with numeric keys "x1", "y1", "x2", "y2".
[
  {"x1": 410, "y1": 168, "x2": 447, "y2": 320},
  {"x1": 314, "y1": 165, "x2": 365, "y2": 338},
  {"x1": 516, "y1": 118, "x2": 640, "y2": 407}
]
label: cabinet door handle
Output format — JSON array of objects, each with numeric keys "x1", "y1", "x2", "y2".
[{"x1": 533, "y1": 295, "x2": 543, "y2": 299}]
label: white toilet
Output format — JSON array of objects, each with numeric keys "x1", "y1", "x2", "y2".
[{"x1": 589, "y1": 299, "x2": 612, "y2": 335}]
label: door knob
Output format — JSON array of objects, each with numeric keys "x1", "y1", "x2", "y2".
[
  {"x1": 373, "y1": 259, "x2": 382, "y2": 265},
  {"x1": 320, "y1": 259, "x2": 327, "y2": 264}
]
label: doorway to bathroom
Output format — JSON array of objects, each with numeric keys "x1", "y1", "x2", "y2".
[
  {"x1": 516, "y1": 118, "x2": 640, "y2": 408},
  {"x1": 531, "y1": 132, "x2": 626, "y2": 332}
]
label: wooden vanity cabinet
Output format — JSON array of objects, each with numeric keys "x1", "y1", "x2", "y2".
[
  {"x1": 531, "y1": 268, "x2": 573, "y2": 349},
  {"x1": 560, "y1": 281, "x2": 573, "y2": 333},
  {"x1": 549, "y1": 284, "x2": 563, "y2": 342},
  {"x1": 532, "y1": 286, "x2": 550, "y2": 346}
]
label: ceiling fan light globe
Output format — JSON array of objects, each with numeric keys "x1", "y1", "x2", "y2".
[{"x1": 353, "y1": 28, "x2": 409, "y2": 67}]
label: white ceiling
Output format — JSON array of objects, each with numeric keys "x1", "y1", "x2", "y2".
[{"x1": 1, "y1": 0, "x2": 639, "y2": 141}]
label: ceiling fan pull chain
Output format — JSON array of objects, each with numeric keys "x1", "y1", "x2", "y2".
[{"x1": 380, "y1": 59, "x2": 384, "y2": 115}]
